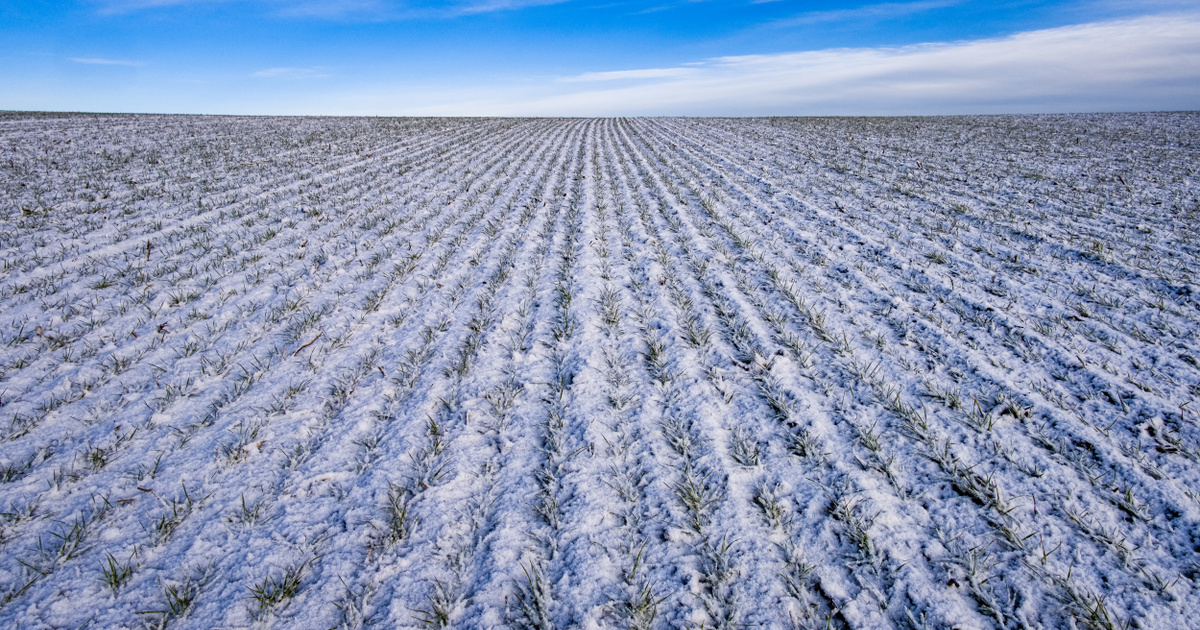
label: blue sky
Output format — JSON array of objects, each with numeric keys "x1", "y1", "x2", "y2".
[{"x1": 1, "y1": 0, "x2": 1199, "y2": 114}]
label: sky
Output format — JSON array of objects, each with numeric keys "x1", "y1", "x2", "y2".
[{"x1": 1, "y1": 0, "x2": 1198, "y2": 115}]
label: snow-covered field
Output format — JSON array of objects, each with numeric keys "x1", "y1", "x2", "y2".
[{"x1": 1, "y1": 113, "x2": 1199, "y2": 629}]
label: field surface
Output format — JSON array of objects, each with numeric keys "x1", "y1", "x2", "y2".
[{"x1": 1, "y1": 113, "x2": 1200, "y2": 629}]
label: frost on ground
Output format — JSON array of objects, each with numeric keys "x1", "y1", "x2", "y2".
[{"x1": 0, "y1": 112, "x2": 1198, "y2": 629}]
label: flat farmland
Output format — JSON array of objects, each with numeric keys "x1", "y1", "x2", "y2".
[{"x1": 1, "y1": 113, "x2": 1199, "y2": 629}]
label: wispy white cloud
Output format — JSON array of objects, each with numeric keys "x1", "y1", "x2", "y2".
[
  {"x1": 447, "y1": 0, "x2": 569, "y2": 15},
  {"x1": 770, "y1": 0, "x2": 961, "y2": 24},
  {"x1": 70, "y1": 57, "x2": 146, "y2": 66},
  {"x1": 272, "y1": 0, "x2": 397, "y2": 18},
  {"x1": 92, "y1": 0, "x2": 565, "y2": 18},
  {"x1": 561, "y1": 67, "x2": 698, "y2": 82},
  {"x1": 253, "y1": 66, "x2": 330, "y2": 79},
  {"x1": 94, "y1": 0, "x2": 386, "y2": 18},
  {"x1": 94, "y1": 0, "x2": 209, "y2": 13},
  {"x1": 397, "y1": 12, "x2": 1200, "y2": 115}
]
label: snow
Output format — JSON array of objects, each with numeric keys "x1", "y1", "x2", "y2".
[{"x1": 1, "y1": 112, "x2": 1199, "y2": 629}]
